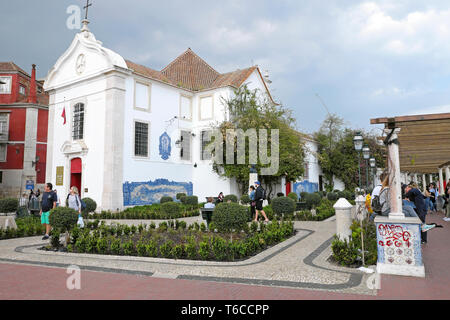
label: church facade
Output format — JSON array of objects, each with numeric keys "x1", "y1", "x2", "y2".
[{"x1": 44, "y1": 21, "x2": 276, "y2": 211}]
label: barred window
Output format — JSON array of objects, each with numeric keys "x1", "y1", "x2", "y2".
[
  {"x1": 0, "y1": 113, "x2": 8, "y2": 136},
  {"x1": 180, "y1": 130, "x2": 191, "y2": 161},
  {"x1": 201, "y1": 130, "x2": 212, "y2": 160},
  {"x1": 72, "y1": 103, "x2": 84, "y2": 140},
  {"x1": 0, "y1": 144, "x2": 6, "y2": 162},
  {"x1": 134, "y1": 121, "x2": 149, "y2": 157}
]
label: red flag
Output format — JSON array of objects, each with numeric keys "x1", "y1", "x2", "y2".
[{"x1": 61, "y1": 107, "x2": 66, "y2": 125}]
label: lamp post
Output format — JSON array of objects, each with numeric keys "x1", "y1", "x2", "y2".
[
  {"x1": 362, "y1": 144, "x2": 370, "y2": 190},
  {"x1": 369, "y1": 157, "x2": 376, "y2": 189},
  {"x1": 353, "y1": 132, "x2": 363, "y2": 190}
]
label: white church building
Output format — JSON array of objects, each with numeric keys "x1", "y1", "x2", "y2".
[{"x1": 44, "y1": 20, "x2": 342, "y2": 211}]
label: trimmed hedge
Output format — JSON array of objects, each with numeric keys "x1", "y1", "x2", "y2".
[
  {"x1": 0, "y1": 198, "x2": 19, "y2": 213},
  {"x1": 271, "y1": 197, "x2": 296, "y2": 216},
  {"x1": 82, "y1": 197, "x2": 97, "y2": 213},
  {"x1": 49, "y1": 207, "x2": 78, "y2": 233},
  {"x1": 176, "y1": 193, "x2": 187, "y2": 200},
  {"x1": 304, "y1": 193, "x2": 321, "y2": 209},
  {"x1": 160, "y1": 196, "x2": 173, "y2": 204},
  {"x1": 160, "y1": 202, "x2": 181, "y2": 218},
  {"x1": 287, "y1": 192, "x2": 298, "y2": 201},
  {"x1": 224, "y1": 194, "x2": 238, "y2": 203},
  {"x1": 212, "y1": 202, "x2": 248, "y2": 233},
  {"x1": 240, "y1": 194, "x2": 251, "y2": 205}
]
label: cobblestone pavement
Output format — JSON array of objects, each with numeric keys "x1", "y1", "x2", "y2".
[{"x1": 1, "y1": 212, "x2": 449, "y2": 299}]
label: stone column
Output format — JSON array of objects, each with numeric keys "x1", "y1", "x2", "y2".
[
  {"x1": 333, "y1": 198, "x2": 353, "y2": 242},
  {"x1": 414, "y1": 173, "x2": 418, "y2": 185},
  {"x1": 385, "y1": 128, "x2": 403, "y2": 219},
  {"x1": 439, "y1": 168, "x2": 444, "y2": 195},
  {"x1": 355, "y1": 195, "x2": 366, "y2": 221},
  {"x1": 446, "y1": 166, "x2": 450, "y2": 184},
  {"x1": 422, "y1": 174, "x2": 427, "y2": 192}
]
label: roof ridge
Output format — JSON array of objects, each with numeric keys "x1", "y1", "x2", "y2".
[{"x1": 161, "y1": 48, "x2": 219, "y2": 76}]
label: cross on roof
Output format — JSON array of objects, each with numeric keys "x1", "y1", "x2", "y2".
[{"x1": 83, "y1": 0, "x2": 92, "y2": 20}]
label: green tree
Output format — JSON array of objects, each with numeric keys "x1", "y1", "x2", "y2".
[
  {"x1": 314, "y1": 114, "x2": 386, "y2": 191},
  {"x1": 211, "y1": 85, "x2": 305, "y2": 199}
]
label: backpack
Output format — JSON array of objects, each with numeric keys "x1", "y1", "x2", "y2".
[
  {"x1": 371, "y1": 188, "x2": 387, "y2": 214},
  {"x1": 260, "y1": 187, "x2": 266, "y2": 200}
]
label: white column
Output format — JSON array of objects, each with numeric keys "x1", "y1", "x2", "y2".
[
  {"x1": 422, "y1": 174, "x2": 427, "y2": 192},
  {"x1": 446, "y1": 166, "x2": 450, "y2": 185},
  {"x1": 384, "y1": 129, "x2": 404, "y2": 218},
  {"x1": 414, "y1": 173, "x2": 418, "y2": 185},
  {"x1": 333, "y1": 198, "x2": 353, "y2": 241},
  {"x1": 439, "y1": 168, "x2": 444, "y2": 195}
]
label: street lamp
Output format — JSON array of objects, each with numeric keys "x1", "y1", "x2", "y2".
[
  {"x1": 362, "y1": 145, "x2": 370, "y2": 190},
  {"x1": 353, "y1": 132, "x2": 364, "y2": 189},
  {"x1": 369, "y1": 157, "x2": 376, "y2": 189}
]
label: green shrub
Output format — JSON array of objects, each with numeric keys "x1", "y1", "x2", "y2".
[
  {"x1": 49, "y1": 207, "x2": 78, "y2": 234},
  {"x1": 50, "y1": 230, "x2": 61, "y2": 248},
  {"x1": 82, "y1": 197, "x2": 97, "y2": 213},
  {"x1": 0, "y1": 198, "x2": 19, "y2": 213},
  {"x1": 158, "y1": 222, "x2": 168, "y2": 232},
  {"x1": 271, "y1": 197, "x2": 296, "y2": 216},
  {"x1": 180, "y1": 196, "x2": 187, "y2": 204},
  {"x1": 185, "y1": 196, "x2": 198, "y2": 207},
  {"x1": 171, "y1": 244, "x2": 184, "y2": 259},
  {"x1": 96, "y1": 237, "x2": 108, "y2": 254},
  {"x1": 160, "y1": 241, "x2": 173, "y2": 258},
  {"x1": 327, "y1": 192, "x2": 339, "y2": 201},
  {"x1": 287, "y1": 192, "x2": 298, "y2": 202},
  {"x1": 145, "y1": 241, "x2": 158, "y2": 257},
  {"x1": 160, "y1": 202, "x2": 181, "y2": 218},
  {"x1": 136, "y1": 240, "x2": 146, "y2": 257},
  {"x1": 211, "y1": 237, "x2": 228, "y2": 261},
  {"x1": 212, "y1": 203, "x2": 248, "y2": 233},
  {"x1": 240, "y1": 194, "x2": 251, "y2": 204},
  {"x1": 263, "y1": 205, "x2": 274, "y2": 220},
  {"x1": 224, "y1": 194, "x2": 238, "y2": 203},
  {"x1": 198, "y1": 240, "x2": 210, "y2": 260},
  {"x1": 160, "y1": 196, "x2": 173, "y2": 204},
  {"x1": 122, "y1": 239, "x2": 135, "y2": 256},
  {"x1": 331, "y1": 236, "x2": 359, "y2": 266},
  {"x1": 176, "y1": 193, "x2": 187, "y2": 200},
  {"x1": 276, "y1": 192, "x2": 285, "y2": 197},
  {"x1": 304, "y1": 193, "x2": 321, "y2": 209},
  {"x1": 111, "y1": 239, "x2": 121, "y2": 255}
]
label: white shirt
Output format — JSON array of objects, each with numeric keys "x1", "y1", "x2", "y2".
[
  {"x1": 204, "y1": 203, "x2": 215, "y2": 209},
  {"x1": 371, "y1": 185, "x2": 382, "y2": 197}
]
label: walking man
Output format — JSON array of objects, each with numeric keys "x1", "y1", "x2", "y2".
[
  {"x1": 40, "y1": 182, "x2": 57, "y2": 240},
  {"x1": 254, "y1": 181, "x2": 269, "y2": 222},
  {"x1": 405, "y1": 184, "x2": 429, "y2": 244}
]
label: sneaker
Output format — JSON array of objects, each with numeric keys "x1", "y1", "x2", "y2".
[
  {"x1": 443, "y1": 217, "x2": 450, "y2": 222},
  {"x1": 42, "y1": 235, "x2": 49, "y2": 240},
  {"x1": 421, "y1": 224, "x2": 436, "y2": 232},
  {"x1": 421, "y1": 240, "x2": 427, "y2": 245}
]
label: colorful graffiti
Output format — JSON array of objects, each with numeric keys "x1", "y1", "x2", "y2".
[{"x1": 378, "y1": 224, "x2": 411, "y2": 248}]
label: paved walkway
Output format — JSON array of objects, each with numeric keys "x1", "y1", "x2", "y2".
[{"x1": 0, "y1": 212, "x2": 449, "y2": 299}]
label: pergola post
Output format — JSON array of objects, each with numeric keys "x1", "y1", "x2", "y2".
[
  {"x1": 414, "y1": 173, "x2": 418, "y2": 185},
  {"x1": 422, "y1": 174, "x2": 427, "y2": 192},
  {"x1": 374, "y1": 128, "x2": 425, "y2": 277},
  {"x1": 439, "y1": 168, "x2": 444, "y2": 195},
  {"x1": 446, "y1": 166, "x2": 450, "y2": 185}
]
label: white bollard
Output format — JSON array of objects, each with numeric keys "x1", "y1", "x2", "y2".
[
  {"x1": 333, "y1": 198, "x2": 353, "y2": 242},
  {"x1": 355, "y1": 195, "x2": 366, "y2": 221}
]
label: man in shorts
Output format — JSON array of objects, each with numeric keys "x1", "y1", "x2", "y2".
[
  {"x1": 40, "y1": 182, "x2": 57, "y2": 240},
  {"x1": 254, "y1": 181, "x2": 269, "y2": 223}
]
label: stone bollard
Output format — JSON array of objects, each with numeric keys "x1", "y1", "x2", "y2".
[
  {"x1": 0, "y1": 216, "x2": 18, "y2": 230},
  {"x1": 333, "y1": 198, "x2": 353, "y2": 242},
  {"x1": 355, "y1": 195, "x2": 366, "y2": 221}
]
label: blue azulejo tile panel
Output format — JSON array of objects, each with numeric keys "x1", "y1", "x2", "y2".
[
  {"x1": 123, "y1": 179, "x2": 193, "y2": 206},
  {"x1": 293, "y1": 180, "x2": 319, "y2": 196}
]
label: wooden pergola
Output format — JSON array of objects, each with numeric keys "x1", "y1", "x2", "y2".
[{"x1": 370, "y1": 112, "x2": 450, "y2": 174}]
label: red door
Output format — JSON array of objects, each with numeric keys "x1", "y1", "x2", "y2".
[
  {"x1": 70, "y1": 158, "x2": 82, "y2": 197},
  {"x1": 285, "y1": 180, "x2": 291, "y2": 195}
]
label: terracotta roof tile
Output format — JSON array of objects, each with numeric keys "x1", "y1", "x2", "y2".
[
  {"x1": 125, "y1": 49, "x2": 262, "y2": 93},
  {"x1": 0, "y1": 62, "x2": 28, "y2": 75}
]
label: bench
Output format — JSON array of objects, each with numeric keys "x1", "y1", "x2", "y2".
[{"x1": 200, "y1": 207, "x2": 214, "y2": 227}]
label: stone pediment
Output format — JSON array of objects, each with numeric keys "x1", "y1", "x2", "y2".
[{"x1": 61, "y1": 140, "x2": 88, "y2": 156}]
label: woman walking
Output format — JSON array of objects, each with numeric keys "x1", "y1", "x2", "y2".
[{"x1": 67, "y1": 186, "x2": 82, "y2": 215}]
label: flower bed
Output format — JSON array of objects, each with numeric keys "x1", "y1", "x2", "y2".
[
  {"x1": 264, "y1": 198, "x2": 336, "y2": 221},
  {"x1": 86, "y1": 203, "x2": 200, "y2": 220},
  {"x1": 0, "y1": 216, "x2": 45, "y2": 240},
  {"x1": 63, "y1": 220, "x2": 295, "y2": 261}
]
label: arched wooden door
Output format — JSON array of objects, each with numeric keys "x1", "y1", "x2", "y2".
[{"x1": 70, "y1": 158, "x2": 82, "y2": 197}]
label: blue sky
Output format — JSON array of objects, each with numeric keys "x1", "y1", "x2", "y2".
[{"x1": 2, "y1": 0, "x2": 450, "y2": 134}]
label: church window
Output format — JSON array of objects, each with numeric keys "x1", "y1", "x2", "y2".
[
  {"x1": 180, "y1": 95, "x2": 192, "y2": 120},
  {"x1": 180, "y1": 130, "x2": 191, "y2": 161},
  {"x1": 201, "y1": 130, "x2": 212, "y2": 160},
  {"x1": 72, "y1": 103, "x2": 84, "y2": 140},
  {"x1": 19, "y1": 85, "x2": 26, "y2": 95},
  {"x1": 199, "y1": 96, "x2": 213, "y2": 120},
  {"x1": 0, "y1": 113, "x2": 9, "y2": 141},
  {"x1": 134, "y1": 121, "x2": 149, "y2": 157},
  {"x1": 134, "y1": 81, "x2": 151, "y2": 111}
]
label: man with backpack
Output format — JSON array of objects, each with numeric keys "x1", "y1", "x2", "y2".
[{"x1": 253, "y1": 181, "x2": 269, "y2": 223}]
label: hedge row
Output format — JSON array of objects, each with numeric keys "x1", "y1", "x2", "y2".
[{"x1": 66, "y1": 220, "x2": 295, "y2": 261}]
